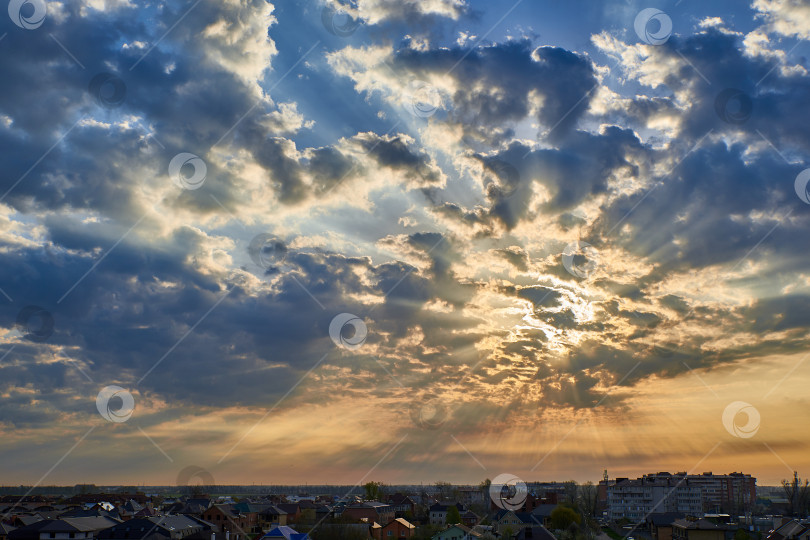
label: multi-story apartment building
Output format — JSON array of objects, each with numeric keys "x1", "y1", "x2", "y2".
[
  {"x1": 605, "y1": 475, "x2": 702, "y2": 522},
  {"x1": 602, "y1": 472, "x2": 756, "y2": 521}
]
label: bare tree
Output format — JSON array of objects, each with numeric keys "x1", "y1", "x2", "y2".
[
  {"x1": 578, "y1": 482, "x2": 599, "y2": 518},
  {"x1": 782, "y1": 472, "x2": 810, "y2": 517}
]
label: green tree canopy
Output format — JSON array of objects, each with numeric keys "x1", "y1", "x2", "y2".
[
  {"x1": 363, "y1": 481, "x2": 384, "y2": 501},
  {"x1": 446, "y1": 505, "x2": 461, "y2": 525},
  {"x1": 550, "y1": 506, "x2": 582, "y2": 530}
]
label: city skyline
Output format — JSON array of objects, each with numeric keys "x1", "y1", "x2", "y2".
[{"x1": 0, "y1": 0, "x2": 809, "y2": 489}]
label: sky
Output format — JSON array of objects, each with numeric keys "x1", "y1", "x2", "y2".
[{"x1": 0, "y1": 0, "x2": 809, "y2": 489}]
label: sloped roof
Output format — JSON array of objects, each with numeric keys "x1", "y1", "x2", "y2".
[{"x1": 261, "y1": 526, "x2": 305, "y2": 539}]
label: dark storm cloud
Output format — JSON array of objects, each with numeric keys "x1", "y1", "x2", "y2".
[{"x1": 388, "y1": 39, "x2": 597, "y2": 144}]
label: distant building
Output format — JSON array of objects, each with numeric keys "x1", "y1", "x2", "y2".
[{"x1": 603, "y1": 472, "x2": 755, "y2": 521}]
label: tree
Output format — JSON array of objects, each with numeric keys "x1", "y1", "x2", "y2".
[
  {"x1": 578, "y1": 482, "x2": 599, "y2": 518},
  {"x1": 735, "y1": 529, "x2": 752, "y2": 540},
  {"x1": 782, "y1": 472, "x2": 810, "y2": 517},
  {"x1": 446, "y1": 505, "x2": 461, "y2": 525},
  {"x1": 363, "y1": 481, "x2": 384, "y2": 501},
  {"x1": 563, "y1": 481, "x2": 579, "y2": 505},
  {"x1": 550, "y1": 506, "x2": 582, "y2": 531}
]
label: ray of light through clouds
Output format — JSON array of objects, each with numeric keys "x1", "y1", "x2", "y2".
[{"x1": 0, "y1": 0, "x2": 809, "y2": 488}]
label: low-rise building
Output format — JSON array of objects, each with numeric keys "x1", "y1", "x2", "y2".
[
  {"x1": 430, "y1": 524, "x2": 480, "y2": 540},
  {"x1": 379, "y1": 518, "x2": 415, "y2": 539},
  {"x1": 671, "y1": 518, "x2": 725, "y2": 540},
  {"x1": 97, "y1": 515, "x2": 212, "y2": 540}
]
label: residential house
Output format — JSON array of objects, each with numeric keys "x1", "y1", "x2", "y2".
[
  {"x1": 97, "y1": 515, "x2": 212, "y2": 540},
  {"x1": 0, "y1": 524, "x2": 17, "y2": 540},
  {"x1": 274, "y1": 505, "x2": 301, "y2": 524},
  {"x1": 256, "y1": 506, "x2": 288, "y2": 529},
  {"x1": 460, "y1": 511, "x2": 479, "y2": 528},
  {"x1": 379, "y1": 518, "x2": 415, "y2": 539},
  {"x1": 386, "y1": 495, "x2": 415, "y2": 518},
  {"x1": 493, "y1": 510, "x2": 538, "y2": 537},
  {"x1": 647, "y1": 513, "x2": 686, "y2": 540},
  {"x1": 430, "y1": 524, "x2": 480, "y2": 540},
  {"x1": 529, "y1": 505, "x2": 557, "y2": 529},
  {"x1": 200, "y1": 505, "x2": 258, "y2": 539},
  {"x1": 767, "y1": 520, "x2": 810, "y2": 540},
  {"x1": 8, "y1": 517, "x2": 120, "y2": 540},
  {"x1": 259, "y1": 526, "x2": 308, "y2": 540},
  {"x1": 428, "y1": 504, "x2": 466, "y2": 526},
  {"x1": 342, "y1": 503, "x2": 395, "y2": 526},
  {"x1": 672, "y1": 519, "x2": 726, "y2": 540}
]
